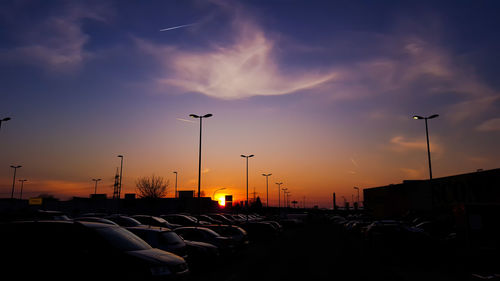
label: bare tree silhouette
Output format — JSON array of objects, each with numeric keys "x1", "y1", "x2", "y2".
[{"x1": 135, "y1": 175, "x2": 169, "y2": 199}]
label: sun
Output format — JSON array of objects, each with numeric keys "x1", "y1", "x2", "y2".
[{"x1": 217, "y1": 195, "x2": 226, "y2": 206}]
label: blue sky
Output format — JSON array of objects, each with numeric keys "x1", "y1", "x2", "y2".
[{"x1": 1, "y1": 0, "x2": 499, "y2": 207}]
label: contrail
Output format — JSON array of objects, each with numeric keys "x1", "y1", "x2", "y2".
[
  {"x1": 176, "y1": 118, "x2": 196, "y2": 123},
  {"x1": 160, "y1": 23, "x2": 196, "y2": 32}
]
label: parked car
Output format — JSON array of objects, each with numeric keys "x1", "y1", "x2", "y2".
[
  {"x1": 5, "y1": 209, "x2": 72, "y2": 221},
  {"x1": 161, "y1": 214, "x2": 209, "y2": 226},
  {"x1": 127, "y1": 226, "x2": 189, "y2": 260},
  {"x1": 194, "y1": 214, "x2": 223, "y2": 225},
  {"x1": 127, "y1": 226, "x2": 219, "y2": 269},
  {"x1": 240, "y1": 221, "x2": 280, "y2": 241},
  {"x1": 0, "y1": 220, "x2": 189, "y2": 280},
  {"x1": 174, "y1": 226, "x2": 236, "y2": 255},
  {"x1": 203, "y1": 224, "x2": 249, "y2": 248},
  {"x1": 132, "y1": 215, "x2": 182, "y2": 229},
  {"x1": 105, "y1": 214, "x2": 144, "y2": 227},
  {"x1": 74, "y1": 216, "x2": 118, "y2": 225},
  {"x1": 206, "y1": 213, "x2": 237, "y2": 225}
]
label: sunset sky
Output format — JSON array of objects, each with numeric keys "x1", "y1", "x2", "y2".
[{"x1": 1, "y1": 0, "x2": 500, "y2": 208}]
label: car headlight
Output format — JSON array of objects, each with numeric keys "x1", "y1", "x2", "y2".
[{"x1": 150, "y1": 266, "x2": 171, "y2": 276}]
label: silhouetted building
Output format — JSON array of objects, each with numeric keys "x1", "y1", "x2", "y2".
[{"x1": 363, "y1": 168, "x2": 500, "y2": 218}]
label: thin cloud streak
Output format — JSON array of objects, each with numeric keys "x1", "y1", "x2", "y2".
[
  {"x1": 160, "y1": 23, "x2": 196, "y2": 32},
  {"x1": 176, "y1": 118, "x2": 197, "y2": 123}
]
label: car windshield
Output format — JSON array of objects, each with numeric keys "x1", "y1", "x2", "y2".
[
  {"x1": 161, "y1": 231, "x2": 186, "y2": 246},
  {"x1": 95, "y1": 226, "x2": 152, "y2": 251}
]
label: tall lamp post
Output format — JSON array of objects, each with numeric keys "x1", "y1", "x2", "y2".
[
  {"x1": 282, "y1": 188, "x2": 288, "y2": 208},
  {"x1": 92, "y1": 178, "x2": 102, "y2": 195},
  {"x1": 190, "y1": 114, "x2": 213, "y2": 211},
  {"x1": 19, "y1": 179, "x2": 27, "y2": 200},
  {"x1": 413, "y1": 114, "x2": 439, "y2": 210},
  {"x1": 117, "y1": 155, "x2": 124, "y2": 198},
  {"x1": 173, "y1": 171, "x2": 178, "y2": 198},
  {"x1": 241, "y1": 154, "x2": 254, "y2": 222},
  {"x1": 276, "y1": 182, "x2": 283, "y2": 209},
  {"x1": 10, "y1": 165, "x2": 22, "y2": 199},
  {"x1": 412, "y1": 114, "x2": 439, "y2": 181},
  {"x1": 0, "y1": 117, "x2": 11, "y2": 131},
  {"x1": 262, "y1": 173, "x2": 272, "y2": 208}
]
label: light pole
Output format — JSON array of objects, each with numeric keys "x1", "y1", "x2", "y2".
[
  {"x1": 212, "y1": 187, "x2": 226, "y2": 200},
  {"x1": 353, "y1": 186, "x2": 360, "y2": 207},
  {"x1": 117, "y1": 155, "x2": 124, "y2": 198},
  {"x1": 413, "y1": 114, "x2": 439, "y2": 210},
  {"x1": 0, "y1": 117, "x2": 11, "y2": 131},
  {"x1": 412, "y1": 114, "x2": 439, "y2": 181},
  {"x1": 10, "y1": 165, "x2": 22, "y2": 199},
  {"x1": 190, "y1": 114, "x2": 213, "y2": 211},
  {"x1": 92, "y1": 178, "x2": 102, "y2": 195},
  {"x1": 282, "y1": 188, "x2": 288, "y2": 208},
  {"x1": 262, "y1": 173, "x2": 272, "y2": 208},
  {"x1": 241, "y1": 154, "x2": 254, "y2": 222},
  {"x1": 173, "y1": 171, "x2": 178, "y2": 198},
  {"x1": 276, "y1": 182, "x2": 283, "y2": 209},
  {"x1": 18, "y1": 179, "x2": 27, "y2": 200}
]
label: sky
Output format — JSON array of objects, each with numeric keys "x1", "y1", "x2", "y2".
[{"x1": 1, "y1": 0, "x2": 500, "y2": 208}]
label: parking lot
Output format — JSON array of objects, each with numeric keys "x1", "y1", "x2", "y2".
[{"x1": 1, "y1": 210, "x2": 498, "y2": 281}]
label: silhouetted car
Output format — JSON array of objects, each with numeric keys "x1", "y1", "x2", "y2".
[
  {"x1": 127, "y1": 226, "x2": 189, "y2": 260},
  {"x1": 132, "y1": 215, "x2": 182, "y2": 229},
  {"x1": 161, "y1": 214, "x2": 209, "y2": 226},
  {"x1": 127, "y1": 226, "x2": 219, "y2": 269},
  {"x1": 203, "y1": 224, "x2": 249, "y2": 248},
  {"x1": 106, "y1": 214, "x2": 144, "y2": 227},
  {"x1": 206, "y1": 213, "x2": 237, "y2": 225},
  {"x1": 240, "y1": 221, "x2": 280, "y2": 241},
  {"x1": 74, "y1": 216, "x2": 119, "y2": 225},
  {"x1": 183, "y1": 240, "x2": 220, "y2": 269},
  {"x1": 174, "y1": 226, "x2": 236, "y2": 255},
  {"x1": 0, "y1": 220, "x2": 189, "y2": 280},
  {"x1": 194, "y1": 214, "x2": 223, "y2": 225},
  {"x1": 5, "y1": 209, "x2": 72, "y2": 221}
]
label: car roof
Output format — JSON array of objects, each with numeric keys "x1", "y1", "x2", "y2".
[
  {"x1": 4, "y1": 220, "x2": 115, "y2": 229},
  {"x1": 127, "y1": 225, "x2": 172, "y2": 232}
]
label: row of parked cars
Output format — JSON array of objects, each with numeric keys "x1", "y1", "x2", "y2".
[
  {"x1": 327, "y1": 213, "x2": 459, "y2": 253},
  {"x1": 0, "y1": 210, "x2": 287, "y2": 281}
]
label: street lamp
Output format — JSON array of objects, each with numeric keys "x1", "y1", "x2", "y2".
[
  {"x1": 18, "y1": 179, "x2": 27, "y2": 200},
  {"x1": 117, "y1": 155, "x2": 124, "y2": 198},
  {"x1": 262, "y1": 173, "x2": 272, "y2": 208},
  {"x1": 10, "y1": 165, "x2": 22, "y2": 199},
  {"x1": 173, "y1": 171, "x2": 178, "y2": 198},
  {"x1": 412, "y1": 114, "x2": 439, "y2": 181},
  {"x1": 190, "y1": 114, "x2": 213, "y2": 207},
  {"x1": 212, "y1": 187, "x2": 226, "y2": 200},
  {"x1": 92, "y1": 178, "x2": 102, "y2": 195},
  {"x1": 275, "y1": 182, "x2": 283, "y2": 209},
  {"x1": 353, "y1": 186, "x2": 360, "y2": 207},
  {"x1": 0, "y1": 117, "x2": 11, "y2": 131},
  {"x1": 282, "y1": 188, "x2": 288, "y2": 208},
  {"x1": 241, "y1": 154, "x2": 254, "y2": 222}
]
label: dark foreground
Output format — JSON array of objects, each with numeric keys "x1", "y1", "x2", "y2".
[{"x1": 193, "y1": 221, "x2": 492, "y2": 281}]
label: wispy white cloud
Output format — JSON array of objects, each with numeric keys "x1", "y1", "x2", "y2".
[
  {"x1": 176, "y1": 118, "x2": 197, "y2": 124},
  {"x1": 390, "y1": 135, "x2": 442, "y2": 155},
  {"x1": 400, "y1": 167, "x2": 424, "y2": 179},
  {"x1": 477, "y1": 118, "x2": 500, "y2": 132},
  {"x1": 0, "y1": 2, "x2": 108, "y2": 70},
  {"x1": 137, "y1": 17, "x2": 338, "y2": 99}
]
